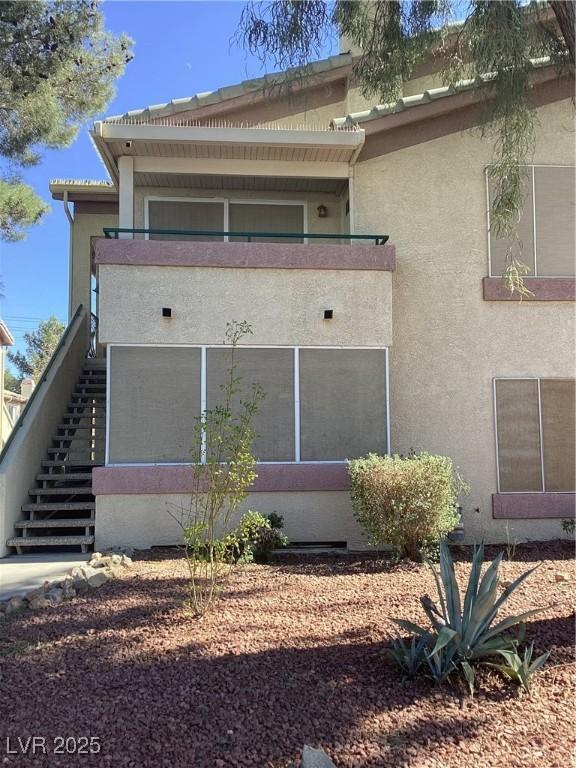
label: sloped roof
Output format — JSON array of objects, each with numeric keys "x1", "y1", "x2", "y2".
[
  {"x1": 104, "y1": 53, "x2": 353, "y2": 123},
  {"x1": 0, "y1": 320, "x2": 15, "y2": 346},
  {"x1": 331, "y1": 57, "x2": 554, "y2": 128}
]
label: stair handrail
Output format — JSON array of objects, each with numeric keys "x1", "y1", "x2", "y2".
[{"x1": 0, "y1": 304, "x2": 84, "y2": 465}]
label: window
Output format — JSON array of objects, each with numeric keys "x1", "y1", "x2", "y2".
[
  {"x1": 487, "y1": 166, "x2": 576, "y2": 277},
  {"x1": 108, "y1": 346, "x2": 201, "y2": 463},
  {"x1": 300, "y1": 349, "x2": 388, "y2": 461},
  {"x1": 145, "y1": 197, "x2": 306, "y2": 242},
  {"x1": 147, "y1": 199, "x2": 225, "y2": 241},
  {"x1": 494, "y1": 378, "x2": 576, "y2": 492},
  {"x1": 106, "y1": 346, "x2": 389, "y2": 465}
]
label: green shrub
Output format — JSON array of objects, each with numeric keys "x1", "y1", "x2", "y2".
[
  {"x1": 390, "y1": 540, "x2": 550, "y2": 694},
  {"x1": 348, "y1": 452, "x2": 466, "y2": 560},
  {"x1": 252, "y1": 512, "x2": 289, "y2": 563}
]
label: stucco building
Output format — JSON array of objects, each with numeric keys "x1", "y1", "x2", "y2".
[{"x1": 1, "y1": 48, "x2": 574, "y2": 555}]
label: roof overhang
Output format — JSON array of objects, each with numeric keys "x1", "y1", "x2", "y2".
[
  {"x1": 0, "y1": 321, "x2": 15, "y2": 346},
  {"x1": 50, "y1": 180, "x2": 118, "y2": 202},
  {"x1": 91, "y1": 121, "x2": 365, "y2": 184}
]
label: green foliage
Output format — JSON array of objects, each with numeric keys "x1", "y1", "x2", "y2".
[
  {"x1": 236, "y1": 1, "x2": 573, "y2": 296},
  {"x1": 3, "y1": 367, "x2": 21, "y2": 393},
  {"x1": 561, "y1": 518, "x2": 575, "y2": 536},
  {"x1": 391, "y1": 540, "x2": 550, "y2": 693},
  {"x1": 0, "y1": 178, "x2": 48, "y2": 241},
  {"x1": 7, "y1": 315, "x2": 65, "y2": 381},
  {"x1": 485, "y1": 643, "x2": 551, "y2": 693},
  {"x1": 348, "y1": 452, "x2": 466, "y2": 561},
  {"x1": 0, "y1": 0, "x2": 133, "y2": 240},
  {"x1": 226, "y1": 510, "x2": 271, "y2": 563},
  {"x1": 252, "y1": 512, "x2": 289, "y2": 563},
  {"x1": 171, "y1": 321, "x2": 265, "y2": 617}
]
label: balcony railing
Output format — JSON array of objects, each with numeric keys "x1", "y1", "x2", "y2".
[{"x1": 103, "y1": 227, "x2": 389, "y2": 245}]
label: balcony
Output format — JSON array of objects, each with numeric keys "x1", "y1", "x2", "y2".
[{"x1": 94, "y1": 228, "x2": 395, "y2": 349}]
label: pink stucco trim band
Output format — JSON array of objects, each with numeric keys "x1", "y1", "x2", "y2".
[
  {"x1": 92, "y1": 463, "x2": 351, "y2": 495},
  {"x1": 483, "y1": 277, "x2": 576, "y2": 301},
  {"x1": 492, "y1": 493, "x2": 576, "y2": 519},
  {"x1": 94, "y1": 239, "x2": 396, "y2": 272}
]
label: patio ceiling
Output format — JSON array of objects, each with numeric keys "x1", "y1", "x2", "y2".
[{"x1": 91, "y1": 121, "x2": 365, "y2": 184}]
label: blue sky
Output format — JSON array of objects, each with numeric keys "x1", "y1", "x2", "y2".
[{"x1": 1, "y1": 0, "x2": 337, "y2": 357}]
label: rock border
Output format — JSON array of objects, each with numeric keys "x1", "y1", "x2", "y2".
[{"x1": 0, "y1": 550, "x2": 134, "y2": 617}]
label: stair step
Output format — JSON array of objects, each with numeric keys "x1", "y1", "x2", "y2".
[
  {"x1": 29, "y1": 487, "x2": 92, "y2": 496},
  {"x1": 15, "y1": 518, "x2": 95, "y2": 529},
  {"x1": 71, "y1": 393, "x2": 106, "y2": 400},
  {"x1": 56, "y1": 424, "x2": 105, "y2": 431},
  {"x1": 36, "y1": 472, "x2": 93, "y2": 481},
  {"x1": 22, "y1": 501, "x2": 95, "y2": 512},
  {"x1": 41, "y1": 460, "x2": 101, "y2": 468},
  {"x1": 73, "y1": 384, "x2": 106, "y2": 391},
  {"x1": 67, "y1": 401, "x2": 106, "y2": 408},
  {"x1": 7, "y1": 535, "x2": 95, "y2": 549}
]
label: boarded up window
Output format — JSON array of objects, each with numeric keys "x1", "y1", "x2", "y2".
[
  {"x1": 540, "y1": 379, "x2": 576, "y2": 491},
  {"x1": 147, "y1": 200, "x2": 224, "y2": 241},
  {"x1": 109, "y1": 347, "x2": 200, "y2": 463},
  {"x1": 206, "y1": 348, "x2": 295, "y2": 461},
  {"x1": 488, "y1": 166, "x2": 576, "y2": 277},
  {"x1": 229, "y1": 203, "x2": 304, "y2": 243},
  {"x1": 495, "y1": 378, "x2": 576, "y2": 492},
  {"x1": 299, "y1": 349, "x2": 387, "y2": 461}
]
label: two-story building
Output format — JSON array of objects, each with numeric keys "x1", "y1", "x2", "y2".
[{"x1": 1, "y1": 49, "x2": 573, "y2": 556}]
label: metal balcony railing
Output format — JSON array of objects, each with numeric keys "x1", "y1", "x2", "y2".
[{"x1": 103, "y1": 227, "x2": 389, "y2": 245}]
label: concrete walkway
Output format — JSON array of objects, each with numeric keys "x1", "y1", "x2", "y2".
[{"x1": 0, "y1": 554, "x2": 90, "y2": 601}]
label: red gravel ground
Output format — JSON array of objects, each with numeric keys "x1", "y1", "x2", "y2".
[{"x1": 0, "y1": 541, "x2": 574, "y2": 768}]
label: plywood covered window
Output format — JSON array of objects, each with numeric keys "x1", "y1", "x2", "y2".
[
  {"x1": 488, "y1": 166, "x2": 576, "y2": 277},
  {"x1": 107, "y1": 346, "x2": 389, "y2": 465},
  {"x1": 108, "y1": 346, "x2": 201, "y2": 463},
  {"x1": 495, "y1": 378, "x2": 576, "y2": 492}
]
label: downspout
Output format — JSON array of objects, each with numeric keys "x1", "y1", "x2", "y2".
[{"x1": 63, "y1": 190, "x2": 74, "y2": 321}]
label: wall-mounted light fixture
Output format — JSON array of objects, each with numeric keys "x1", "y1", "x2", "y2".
[
  {"x1": 162, "y1": 307, "x2": 172, "y2": 318},
  {"x1": 317, "y1": 204, "x2": 328, "y2": 219},
  {"x1": 124, "y1": 140, "x2": 133, "y2": 149}
]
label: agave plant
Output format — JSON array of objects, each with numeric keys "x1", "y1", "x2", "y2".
[
  {"x1": 486, "y1": 644, "x2": 551, "y2": 693},
  {"x1": 389, "y1": 631, "x2": 431, "y2": 676},
  {"x1": 392, "y1": 540, "x2": 550, "y2": 693}
]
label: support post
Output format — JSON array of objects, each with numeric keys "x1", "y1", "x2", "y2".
[{"x1": 118, "y1": 156, "x2": 134, "y2": 238}]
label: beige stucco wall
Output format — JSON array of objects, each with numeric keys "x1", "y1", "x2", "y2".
[
  {"x1": 133, "y1": 186, "x2": 347, "y2": 238},
  {"x1": 98, "y1": 264, "x2": 392, "y2": 347},
  {"x1": 71, "y1": 212, "x2": 118, "y2": 320},
  {"x1": 353, "y1": 97, "x2": 575, "y2": 544},
  {"x1": 95, "y1": 491, "x2": 367, "y2": 551}
]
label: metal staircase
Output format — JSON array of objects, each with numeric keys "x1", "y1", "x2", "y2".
[{"x1": 7, "y1": 359, "x2": 106, "y2": 554}]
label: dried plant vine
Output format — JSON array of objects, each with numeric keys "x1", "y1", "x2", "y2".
[
  {"x1": 236, "y1": 1, "x2": 574, "y2": 295},
  {"x1": 170, "y1": 321, "x2": 265, "y2": 617}
]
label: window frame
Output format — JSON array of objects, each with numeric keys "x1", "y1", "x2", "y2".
[
  {"x1": 144, "y1": 196, "x2": 309, "y2": 243},
  {"x1": 486, "y1": 164, "x2": 575, "y2": 279},
  {"x1": 492, "y1": 376, "x2": 575, "y2": 494},
  {"x1": 105, "y1": 344, "x2": 390, "y2": 467}
]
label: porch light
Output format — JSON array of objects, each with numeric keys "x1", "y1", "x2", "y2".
[{"x1": 317, "y1": 204, "x2": 328, "y2": 218}]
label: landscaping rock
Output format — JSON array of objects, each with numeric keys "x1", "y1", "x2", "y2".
[
  {"x1": 46, "y1": 588, "x2": 65, "y2": 605},
  {"x1": 301, "y1": 746, "x2": 336, "y2": 768},
  {"x1": 28, "y1": 595, "x2": 52, "y2": 610},
  {"x1": 85, "y1": 569, "x2": 110, "y2": 588},
  {"x1": 120, "y1": 554, "x2": 133, "y2": 568},
  {"x1": 5, "y1": 596, "x2": 27, "y2": 615},
  {"x1": 554, "y1": 572, "x2": 571, "y2": 583}
]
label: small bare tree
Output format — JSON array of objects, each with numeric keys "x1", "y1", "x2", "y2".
[{"x1": 170, "y1": 321, "x2": 264, "y2": 617}]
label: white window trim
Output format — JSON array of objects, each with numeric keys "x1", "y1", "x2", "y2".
[
  {"x1": 105, "y1": 343, "x2": 390, "y2": 467},
  {"x1": 486, "y1": 164, "x2": 576, "y2": 278},
  {"x1": 493, "y1": 376, "x2": 575, "y2": 495},
  {"x1": 144, "y1": 196, "x2": 309, "y2": 244}
]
